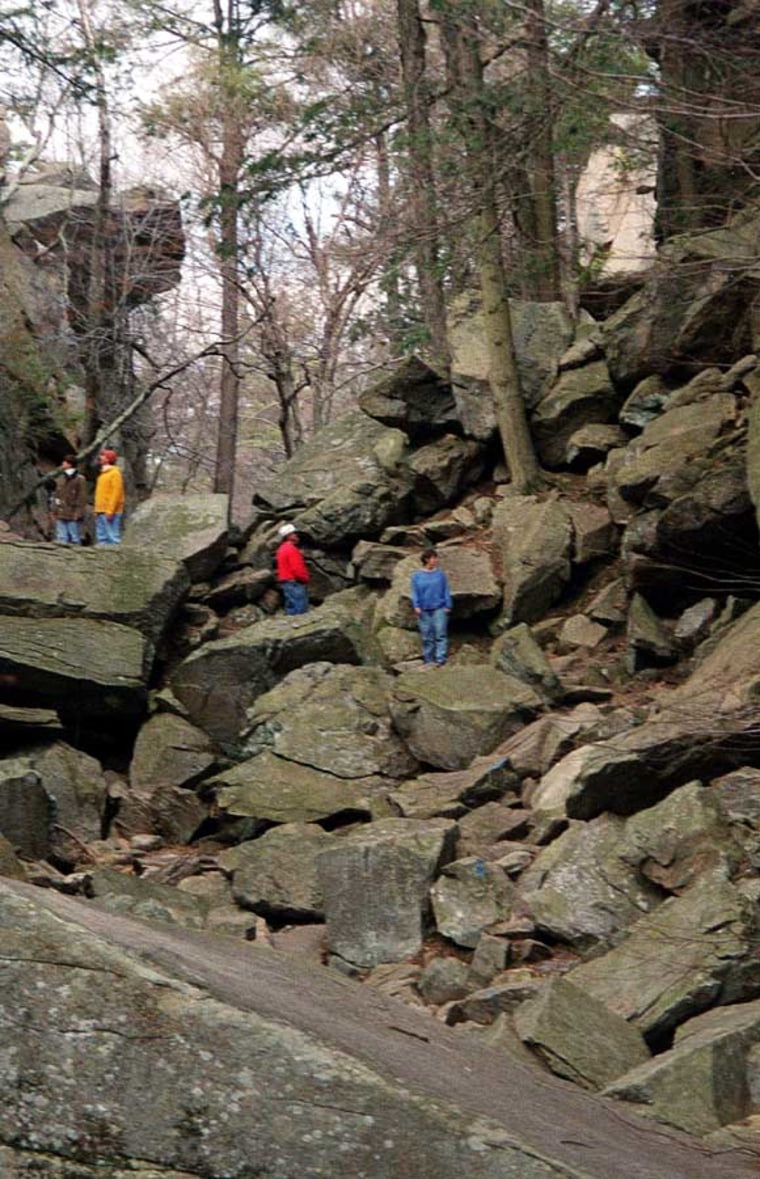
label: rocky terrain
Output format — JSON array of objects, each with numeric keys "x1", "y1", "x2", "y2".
[{"x1": 4, "y1": 209, "x2": 760, "y2": 1175}]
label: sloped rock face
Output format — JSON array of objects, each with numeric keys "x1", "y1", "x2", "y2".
[{"x1": 2, "y1": 880, "x2": 742, "y2": 1179}]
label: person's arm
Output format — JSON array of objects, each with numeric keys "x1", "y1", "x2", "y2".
[
  {"x1": 410, "y1": 572, "x2": 422, "y2": 615},
  {"x1": 75, "y1": 477, "x2": 88, "y2": 519},
  {"x1": 442, "y1": 571, "x2": 453, "y2": 612},
  {"x1": 294, "y1": 548, "x2": 310, "y2": 583}
]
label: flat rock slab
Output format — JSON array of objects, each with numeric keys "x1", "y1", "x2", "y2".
[
  {"x1": 0, "y1": 616, "x2": 149, "y2": 717},
  {"x1": 0, "y1": 540, "x2": 189, "y2": 643},
  {"x1": 208, "y1": 749, "x2": 381, "y2": 825},
  {"x1": 1, "y1": 879, "x2": 749, "y2": 1179},
  {"x1": 122, "y1": 492, "x2": 229, "y2": 582}
]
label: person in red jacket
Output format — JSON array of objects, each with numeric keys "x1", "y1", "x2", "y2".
[{"x1": 276, "y1": 523, "x2": 310, "y2": 614}]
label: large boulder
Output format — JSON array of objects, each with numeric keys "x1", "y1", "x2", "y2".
[
  {"x1": 608, "y1": 388, "x2": 737, "y2": 508},
  {"x1": 207, "y1": 750, "x2": 384, "y2": 826},
  {"x1": 431, "y1": 857, "x2": 515, "y2": 948},
  {"x1": 389, "y1": 666, "x2": 542, "y2": 771},
  {"x1": 491, "y1": 498, "x2": 573, "y2": 627},
  {"x1": 570, "y1": 872, "x2": 760, "y2": 1040},
  {"x1": 121, "y1": 493, "x2": 229, "y2": 582},
  {"x1": 0, "y1": 756, "x2": 52, "y2": 859},
  {"x1": 0, "y1": 540, "x2": 189, "y2": 644},
  {"x1": 317, "y1": 817, "x2": 457, "y2": 967},
  {"x1": 128, "y1": 713, "x2": 218, "y2": 793},
  {"x1": 531, "y1": 599, "x2": 760, "y2": 820},
  {"x1": 0, "y1": 616, "x2": 149, "y2": 719},
  {"x1": 358, "y1": 355, "x2": 460, "y2": 438},
  {"x1": 171, "y1": 588, "x2": 375, "y2": 750},
  {"x1": 519, "y1": 815, "x2": 662, "y2": 952},
  {"x1": 532, "y1": 361, "x2": 620, "y2": 468},
  {"x1": 624, "y1": 449, "x2": 757, "y2": 600},
  {"x1": 30, "y1": 741, "x2": 107, "y2": 865},
  {"x1": 604, "y1": 999, "x2": 760, "y2": 1136},
  {"x1": 240, "y1": 663, "x2": 418, "y2": 782},
  {"x1": 379, "y1": 546, "x2": 502, "y2": 630},
  {"x1": 448, "y1": 295, "x2": 576, "y2": 411},
  {"x1": 390, "y1": 754, "x2": 520, "y2": 820},
  {"x1": 252, "y1": 410, "x2": 411, "y2": 545},
  {"x1": 515, "y1": 977, "x2": 650, "y2": 1091},
  {"x1": 602, "y1": 214, "x2": 760, "y2": 388},
  {"x1": 220, "y1": 823, "x2": 339, "y2": 922},
  {"x1": 407, "y1": 435, "x2": 485, "y2": 515}
]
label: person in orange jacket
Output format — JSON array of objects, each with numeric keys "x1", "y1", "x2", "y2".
[{"x1": 94, "y1": 448, "x2": 125, "y2": 545}]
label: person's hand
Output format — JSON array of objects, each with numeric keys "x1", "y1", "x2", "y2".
[{"x1": 414, "y1": 608, "x2": 421, "y2": 616}]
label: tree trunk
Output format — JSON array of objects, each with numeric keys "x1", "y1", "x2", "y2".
[
  {"x1": 396, "y1": 0, "x2": 451, "y2": 375},
  {"x1": 523, "y1": 0, "x2": 560, "y2": 301},
  {"x1": 439, "y1": 1, "x2": 542, "y2": 492},
  {"x1": 375, "y1": 130, "x2": 405, "y2": 354},
  {"x1": 212, "y1": 0, "x2": 243, "y2": 508}
]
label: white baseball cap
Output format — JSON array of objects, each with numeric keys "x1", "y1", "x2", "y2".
[{"x1": 278, "y1": 523, "x2": 297, "y2": 537}]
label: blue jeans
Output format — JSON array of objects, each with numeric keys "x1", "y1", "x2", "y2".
[
  {"x1": 96, "y1": 513, "x2": 122, "y2": 545},
  {"x1": 55, "y1": 520, "x2": 82, "y2": 544},
  {"x1": 417, "y1": 608, "x2": 448, "y2": 664},
  {"x1": 281, "y1": 580, "x2": 309, "y2": 615}
]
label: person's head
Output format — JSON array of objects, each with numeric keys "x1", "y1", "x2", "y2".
[
  {"x1": 278, "y1": 522, "x2": 298, "y2": 544},
  {"x1": 61, "y1": 454, "x2": 78, "y2": 472},
  {"x1": 421, "y1": 547, "x2": 438, "y2": 569},
  {"x1": 99, "y1": 448, "x2": 118, "y2": 467}
]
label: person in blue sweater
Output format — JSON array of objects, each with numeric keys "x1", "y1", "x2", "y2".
[{"x1": 410, "y1": 548, "x2": 453, "y2": 667}]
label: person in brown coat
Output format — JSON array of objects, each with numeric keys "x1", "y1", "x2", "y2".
[{"x1": 52, "y1": 455, "x2": 88, "y2": 544}]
